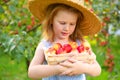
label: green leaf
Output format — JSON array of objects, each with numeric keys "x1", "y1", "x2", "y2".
[
  {"x1": 8, "y1": 38, "x2": 14, "y2": 46},
  {"x1": 17, "y1": 45, "x2": 25, "y2": 53},
  {"x1": 0, "y1": 5, "x2": 4, "y2": 14},
  {"x1": 4, "y1": 48, "x2": 9, "y2": 53},
  {"x1": 8, "y1": 5, "x2": 16, "y2": 13},
  {"x1": 10, "y1": 45, "x2": 16, "y2": 52}
]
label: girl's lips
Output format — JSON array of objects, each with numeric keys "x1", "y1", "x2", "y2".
[{"x1": 61, "y1": 32, "x2": 69, "y2": 36}]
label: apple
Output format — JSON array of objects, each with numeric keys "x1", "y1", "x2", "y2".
[
  {"x1": 53, "y1": 43, "x2": 62, "y2": 50},
  {"x1": 85, "y1": 47, "x2": 90, "y2": 51},
  {"x1": 18, "y1": 21, "x2": 22, "y2": 27},
  {"x1": 63, "y1": 44, "x2": 72, "y2": 53},
  {"x1": 47, "y1": 47, "x2": 56, "y2": 54},
  {"x1": 27, "y1": 25, "x2": 32, "y2": 31},
  {"x1": 77, "y1": 44, "x2": 84, "y2": 53},
  {"x1": 69, "y1": 42, "x2": 78, "y2": 49},
  {"x1": 56, "y1": 47, "x2": 64, "y2": 55}
]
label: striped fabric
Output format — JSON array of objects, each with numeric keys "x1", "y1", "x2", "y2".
[
  {"x1": 41, "y1": 39, "x2": 86, "y2": 80},
  {"x1": 42, "y1": 74, "x2": 86, "y2": 80}
]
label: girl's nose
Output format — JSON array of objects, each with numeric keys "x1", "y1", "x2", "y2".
[{"x1": 63, "y1": 24, "x2": 69, "y2": 31}]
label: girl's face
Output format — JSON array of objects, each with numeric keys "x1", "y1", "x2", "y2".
[{"x1": 52, "y1": 9, "x2": 78, "y2": 41}]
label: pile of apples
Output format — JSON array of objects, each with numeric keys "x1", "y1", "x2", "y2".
[
  {"x1": 45, "y1": 41, "x2": 96, "y2": 65},
  {"x1": 46, "y1": 41, "x2": 91, "y2": 55}
]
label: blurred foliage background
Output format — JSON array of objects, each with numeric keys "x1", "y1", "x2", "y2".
[{"x1": 0, "y1": 0, "x2": 120, "y2": 80}]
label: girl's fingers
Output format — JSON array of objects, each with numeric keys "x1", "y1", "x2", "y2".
[
  {"x1": 67, "y1": 58, "x2": 78, "y2": 63},
  {"x1": 59, "y1": 62, "x2": 73, "y2": 68},
  {"x1": 60, "y1": 69, "x2": 72, "y2": 75},
  {"x1": 60, "y1": 70, "x2": 76, "y2": 76},
  {"x1": 67, "y1": 72, "x2": 75, "y2": 76}
]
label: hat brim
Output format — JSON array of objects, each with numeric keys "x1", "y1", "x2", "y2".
[{"x1": 28, "y1": 0, "x2": 102, "y2": 36}]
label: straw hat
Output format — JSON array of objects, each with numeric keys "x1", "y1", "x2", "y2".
[{"x1": 28, "y1": 0, "x2": 102, "y2": 36}]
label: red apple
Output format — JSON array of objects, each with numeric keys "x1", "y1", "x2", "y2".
[
  {"x1": 77, "y1": 44, "x2": 84, "y2": 53},
  {"x1": 18, "y1": 21, "x2": 22, "y2": 27},
  {"x1": 103, "y1": 16, "x2": 110, "y2": 22},
  {"x1": 63, "y1": 44, "x2": 72, "y2": 53},
  {"x1": 47, "y1": 47, "x2": 56, "y2": 54},
  {"x1": 56, "y1": 47, "x2": 64, "y2": 55},
  {"x1": 31, "y1": 20, "x2": 35, "y2": 26},
  {"x1": 53, "y1": 43, "x2": 62, "y2": 50},
  {"x1": 27, "y1": 25, "x2": 32, "y2": 31},
  {"x1": 85, "y1": 47, "x2": 90, "y2": 51},
  {"x1": 31, "y1": 16, "x2": 34, "y2": 20}
]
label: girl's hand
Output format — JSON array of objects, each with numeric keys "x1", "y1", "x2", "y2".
[
  {"x1": 59, "y1": 58, "x2": 86, "y2": 76},
  {"x1": 57, "y1": 60, "x2": 74, "y2": 75},
  {"x1": 56, "y1": 64, "x2": 68, "y2": 74}
]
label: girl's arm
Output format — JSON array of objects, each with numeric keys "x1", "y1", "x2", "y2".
[
  {"x1": 81, "y1": 60, "x2": 101, "y2": 76},
  {"x1": 59, "y1": 40, "x2": 101, "y2": 76},
  {"x1": 28, "y1": 43, "x2": 66, "y2": 79},
  {"x1": 59, "y1": 57, "x2": 101, "y2": 76}
]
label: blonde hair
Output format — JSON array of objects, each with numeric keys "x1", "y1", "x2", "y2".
[{"x1": 42, "y1": 4, "x2": 84, "y2": 42}]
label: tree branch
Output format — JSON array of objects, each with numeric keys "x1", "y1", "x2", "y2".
[{"x1": 27, "y1": 23, "x2": 41, "y2": 33}]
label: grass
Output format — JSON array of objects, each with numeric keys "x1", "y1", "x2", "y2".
[{"x1": 0, "y1": 54, "x2": 31, "y2": 80}]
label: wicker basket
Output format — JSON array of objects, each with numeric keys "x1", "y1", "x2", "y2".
[{"x1": 45, "y1": 50, "x2": 96, "y2": 65}]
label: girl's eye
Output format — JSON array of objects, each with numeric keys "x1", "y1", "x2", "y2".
[
  {"x1": 70, "y1": 23, "x2": 75, "y2": 26},
  {"x1": 60, "y1": 22, "x2": 66, "y2": 25}
]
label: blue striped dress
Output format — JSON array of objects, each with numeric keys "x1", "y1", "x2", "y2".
[{"x1": 41, "y1": 39, "x2": 86, "y2": 80}]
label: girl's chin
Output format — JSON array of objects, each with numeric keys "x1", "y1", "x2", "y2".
[{"x1": 59, "y1": 36, "x2": 69, "y2": 40}]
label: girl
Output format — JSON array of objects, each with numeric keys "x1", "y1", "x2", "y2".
[{"x1": 28, "y1": 0, "x2": 101, "y2": 80}]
